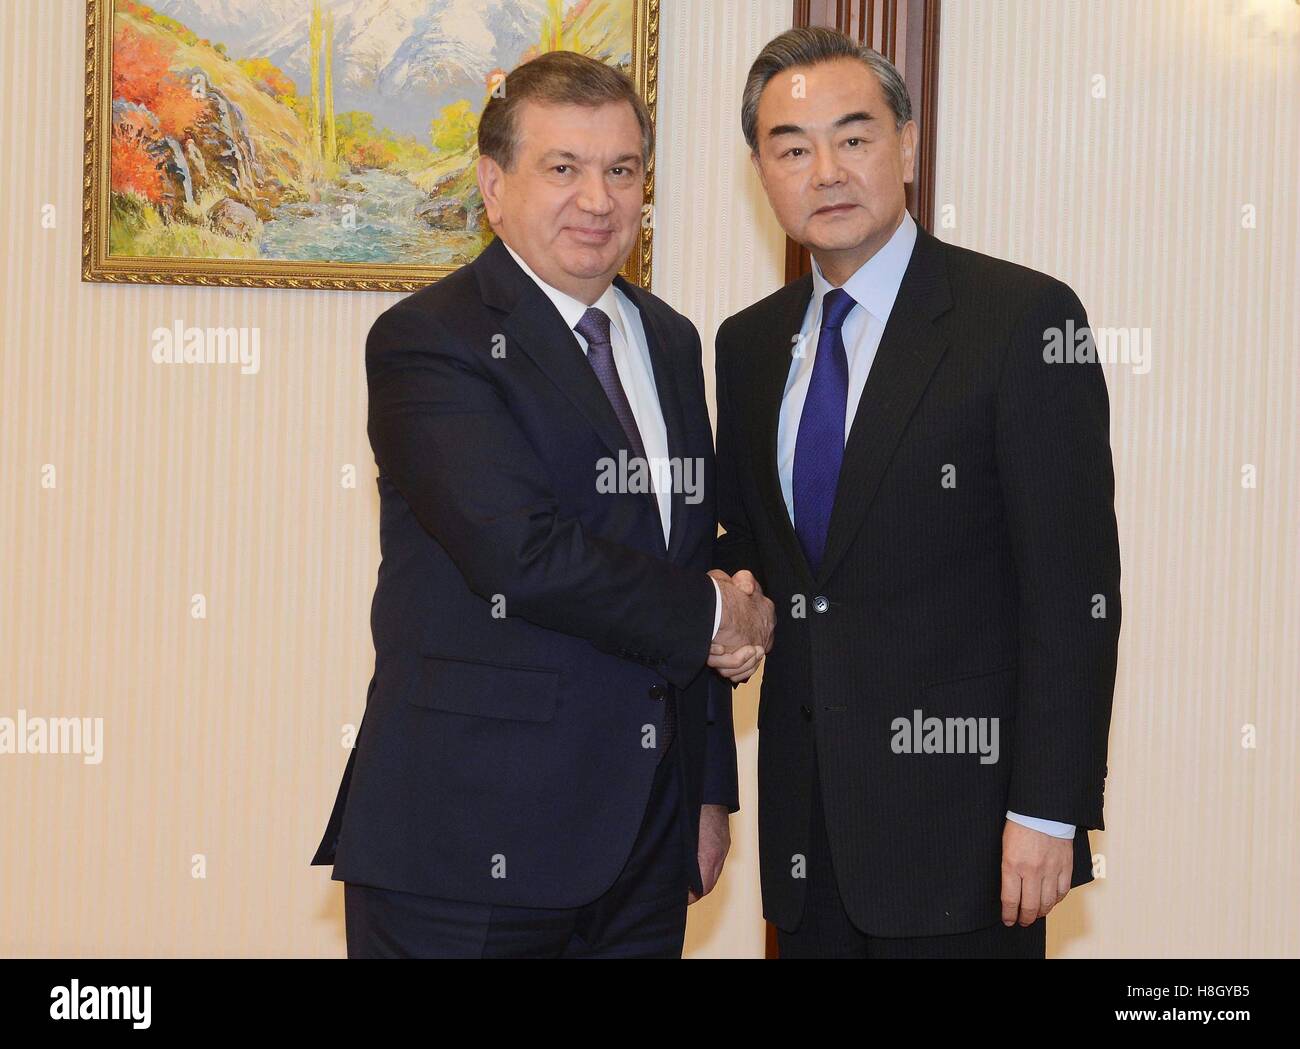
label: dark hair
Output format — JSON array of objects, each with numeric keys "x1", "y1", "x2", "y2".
[
  {"x1": 741, "y1": 27, "x2": 913, "y2": 152},
  {"x1": 478, "y1": 51, "x2": 653, "y2": 170}
]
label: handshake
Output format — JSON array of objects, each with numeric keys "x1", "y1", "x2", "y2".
[{"x1": 706, "y1": 569, "x2": 776, "y2": 684}]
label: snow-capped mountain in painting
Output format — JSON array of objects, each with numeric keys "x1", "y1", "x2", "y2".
[{"x1": 152, "y1": 0, "x2": 556, "y2": 136}]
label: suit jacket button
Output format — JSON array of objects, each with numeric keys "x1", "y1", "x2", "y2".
[
  {"x1": 800, "y1": 704, "x2": 813, "y2": 721},
  {"x1": 648, "y1": 684, "x2": 666, "y2": 701},
  {"x1": 813, "y1": 596, "x2": 830, "y2": 614}
]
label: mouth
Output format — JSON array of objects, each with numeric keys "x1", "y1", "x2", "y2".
[
  {"x1": 813, "y1": 203, "x2": 859, "y2": 216},
  {"x1": 566, "y1": 226, "x2": 616, "y2": 245}
]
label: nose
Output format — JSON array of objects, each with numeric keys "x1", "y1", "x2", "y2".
[
  {"x1": 576, "y1": 170, "x2": 615, "y2": 215},
  {"x1": 811, "y1": 145, "x2": 846, "y2": 189}
]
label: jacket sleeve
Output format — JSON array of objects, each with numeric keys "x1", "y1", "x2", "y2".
[
  {"x1": 688, "y1": 321, "x2": 739, "y2": 812},
  {"x1": 995, "y1": 279, "x2": 1122, "y2": 829},
  {"x1": 702, "y1": 674, "x2": 740, "y2": 812},
  {"x1": 366, "y1": 302, "x2": 716, "y2": 690},
  {"x1": 712, "y1": 323, "x2": 764, "y2": 583}
]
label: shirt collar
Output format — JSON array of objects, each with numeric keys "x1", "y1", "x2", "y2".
[
  {"x1": 810, "y1": 208, "x2": 918, "y2": 326},
  {"x1": 502, "y1": 239, "x2": 626, "y2": 342}
]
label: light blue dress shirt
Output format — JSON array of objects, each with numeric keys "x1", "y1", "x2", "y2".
[{"x1": 776, "y1": 210, "x2": 1074, "y2": 840}]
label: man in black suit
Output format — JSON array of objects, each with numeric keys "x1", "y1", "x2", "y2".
[
  {"x1": 712, "y1": 28, "x2": 1121, "y2": 958},
  {"x1": 312, "y1": 51, "x2": 774, "y2": 958}
]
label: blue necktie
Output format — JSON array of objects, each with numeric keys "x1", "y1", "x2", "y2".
[{"x1": 793, "y1": 288, "x2": 857, "y2": 574}]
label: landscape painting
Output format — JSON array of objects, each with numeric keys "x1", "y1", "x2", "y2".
[{"x1": 82, "y1": 0, "x2": 657, "y2": 291}]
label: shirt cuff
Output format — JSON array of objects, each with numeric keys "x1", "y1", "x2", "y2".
[
  {"x1": 1006, "y1": 811, "x2": 1075, "y2": 838},
  {"x1": 709, "y1": 577, "x2": 722, "y2": 640}
]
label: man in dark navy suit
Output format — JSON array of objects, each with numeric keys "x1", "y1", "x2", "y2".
[
  {"x1": 712, "y1": 29, "x2": 1121, "y2": 958},
  {"x1": 311, "y1": 51, "x2": 774, "y2": 958}
]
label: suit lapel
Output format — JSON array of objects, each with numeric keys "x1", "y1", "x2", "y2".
[
  {"x1": 616, "y1": 276, "x2": 691, "y2": 562},
  {"x1": 749, "y1": 275, "x2": 818, "y2": 592},
  {"x1": 476, "y1": 238, "x2": 667, "y2": 551},
  {"x1": 815, "y1": 226, "x2": 952, "y2": 586},
  {"x1": 477, "y1": 239, "x2": 636, "y2": 465}
]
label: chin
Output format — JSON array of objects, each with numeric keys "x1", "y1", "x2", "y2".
[
  {"x1": 561, "y1": 253, "x2": 615, "y2": 279},
  {"x1": 568, "y1": 244, "x2": 629, "y2": 278},
  {"x1": 804, "y1": 227, "x2": 872, "y2": 254}
]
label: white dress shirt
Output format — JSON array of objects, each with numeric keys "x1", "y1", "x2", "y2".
[
  {"x1": 503, "y1": 241, "x2": 723, "y2": 639},
  {"x1": 774, "y1": 212, "x2": 1074, "y2": 840}
]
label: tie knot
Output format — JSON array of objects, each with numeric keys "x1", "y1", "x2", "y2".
[
  {"x1": 575, "y1": 307, "x2": 612, "y2": 348},
  {"x1": 820, "y1": 288, "x2": 857, "y2": 331}
]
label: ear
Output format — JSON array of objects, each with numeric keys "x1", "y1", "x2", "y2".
[
  {"x1": 899, "y1": 120, "x2": 918, "y2": 185},
  {"x1": 476, "y1": 154, "x2": 505, "y2": 226},
  {"x1": 749, "y1": 147, "x2": 768, "y2": 193}
]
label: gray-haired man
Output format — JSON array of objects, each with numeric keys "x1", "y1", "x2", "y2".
[{"x1": 712, "y1": 27, "x2": 1121, "y2": 958}]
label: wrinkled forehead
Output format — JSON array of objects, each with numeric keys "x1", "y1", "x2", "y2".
[{"x1": 514, "y1": 100, "x2": 645, "y2": 165}]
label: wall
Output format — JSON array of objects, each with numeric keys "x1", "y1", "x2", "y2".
[
  {"x1": 2, "y1": 0, "x2": 1296, "y2": 958},
  {"x1": 935, "y1": 0, "x2": 1299, "y2": 956},
  {"x1": 0, "y1": 0, "x2": 788, "y2": 958}
]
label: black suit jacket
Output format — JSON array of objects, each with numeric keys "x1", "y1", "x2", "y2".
[
  {"x1": 714, "y1": 223, "x2": 1121, "y2": 936},
  {"x1": 312, "y1": 236, "x2": 738, "y2": 907}
]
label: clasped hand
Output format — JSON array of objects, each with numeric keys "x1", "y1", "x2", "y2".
[{"x1": 707, "y1": 569, "x2": 775, "y2": 683}]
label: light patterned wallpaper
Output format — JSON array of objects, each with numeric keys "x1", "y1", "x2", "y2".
[
  {"x1": 934, "y1": 0, "x2": 1299, "y2": 957},
  {"x1": 0, "y1": 0, "x2": 789, "y2": 959},
  {"x1": 1, "y1": 0, "x2": 1295, "y2": 958}
]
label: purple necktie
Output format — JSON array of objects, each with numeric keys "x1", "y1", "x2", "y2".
[
  {"x1": 793, "y1": 288, "x2": 857, "y2": 575},
  {"x1": 574, "y1": 307, "x2": 647, "y2": 463},
  {"x1": 574, "y1": 306, "x2": 674, "y2": 756}
]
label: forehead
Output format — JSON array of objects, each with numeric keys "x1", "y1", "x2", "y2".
[
  {"x1": 757, "y1": 57, "x2": 884, "y2": 125},
  {"x1": 514, "y1": 99, "x2": 643, "y2": 156}
]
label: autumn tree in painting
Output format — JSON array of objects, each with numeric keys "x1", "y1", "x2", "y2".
[
  {"x1": 109, "y1": 25, "x2": 205, "y2": 200},
  {"x1": 323, "y1": 9, "x2": 338, "y2": 164},
  {"x1": 303, "y1": 0, "x2": 340, "y2": 172},
  {"x1": 111, "y1": 113, "x2": 165, "y2": 204},
  {"x1": 236, "y1": 58, "x2": 296, "y2": 101},
  {"x1": 430, "y1": 100, "x2": 478, "y2": 154}
]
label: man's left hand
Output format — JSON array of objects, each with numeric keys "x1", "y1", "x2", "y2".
[
  {"x1": 688, "y1": 804, "x2": 731, "y2": 904},
  {"x1": 1000, "y1": 819, "x2": 1073, "y2": 925}
]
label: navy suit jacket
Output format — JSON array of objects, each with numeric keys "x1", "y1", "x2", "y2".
[
  {"x1": 713, "y1": 225, "x2": 1120, "y2": 936},
  {"x1": 312, "y1": 236, "x2": 738, "y2": 907}
]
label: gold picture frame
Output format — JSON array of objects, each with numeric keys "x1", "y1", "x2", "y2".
[{"x1": 82, "y1": 0, "x2": 659, "y2": 292}]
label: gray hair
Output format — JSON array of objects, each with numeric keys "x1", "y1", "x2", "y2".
[{"x1": 741, "y1": 27, "x2": 913, "y2": 152}]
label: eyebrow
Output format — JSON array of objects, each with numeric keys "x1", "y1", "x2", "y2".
[
  {"x1": 766, "y1": 111, "x2": 877, "y2": 138},
  {"x1": 538, "y1": 150, "x2": 643, "y2": 167}
]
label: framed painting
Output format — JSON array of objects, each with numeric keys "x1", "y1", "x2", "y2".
[{"x1": 81, "y1": 0, "x2": 660, "y2": 292}]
